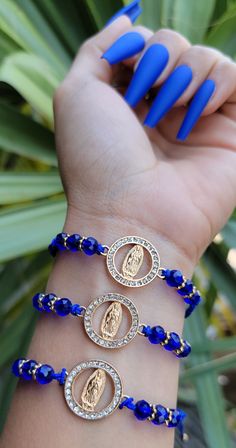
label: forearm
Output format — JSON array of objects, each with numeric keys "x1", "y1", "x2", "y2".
[{"x1": 2, "y1": 207, "x2": 195, "y2": 448}]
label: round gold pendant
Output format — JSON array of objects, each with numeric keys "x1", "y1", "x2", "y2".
[
  {"x1": 84, "y1": 293, "x2": 139, "y2": 349},
  {"x1": 106, "y1": 236, "x2": 160, "y2": 287},
  {"x1": 64, "y1": 360, "x2": 122, "y2": 420}
]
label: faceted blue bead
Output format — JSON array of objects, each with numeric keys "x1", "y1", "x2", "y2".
[
  {"x1": 167, "y1": 409, "x2": 185, "y2": 427},
  {"x1": 81, "y1": 237, "x2": 98, "y2": 256},
  {"x1": 42, "y1": 293, "x2": 56, "y2": 312},
  {"x1": 12, "y1": 358, "x2": 25, "y2": 377},
  {"x1": 134, "y1": 400, "x2": 152, "y2": 420},
  {"x1": 66, "y1": 234, "x2": 81, "y2": 252},
  {"x1": 164, "y1": 332, "x2": 181, "y2": 351},
  {"x1": 55, "y1": 233, "x2": 68, "y2": 251},
  {"x1": 148, "y1": 326, "x2": 165, "y2": 344},
  {"x1": 165, "y1": 269, "x2": 184, "y2": 287},
  {"x1": 54, "y1": 298, "x2": 72, "y2": 316},
  {"x1": 96, "y1": 243, "x2": 105, "y2": 255},
  {"x1": 119, "y1": 396, "x2": 136, "y2": 410},
  {"x1": 151, "y1": 404, "x2": 168, "y2": 425},
  {"x1": 32, "y1": 293, "x2": 44, "y2": 311},
  {"x1": 177, "y1": 279, "x2": 193, "y2": 296},
  {"x1": 178, "y1": 341, "x2": 191, "y2": 358},
  {"x1": 35, "y1": 364, "x2": 54, "y2": 384},
  {"x1": 190, "y1": 291, "x2": 201, "y2": 306},
  {"x1": 71, "y1": 304, "x2": 84, "y2": 316},
  {"x1": 142, "y1": 325, "x2": 152, "y2": 337},
  {"x1": 22, "y1": 360, "x2": 37, "y2": 381},
  {"x1": 48, "y1": 239, "x2": 58, "y2": 257}
]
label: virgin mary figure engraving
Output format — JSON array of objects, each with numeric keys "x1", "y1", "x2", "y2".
[
  {"x1": 101, "y1": 302, "x2": 122, "y2": 339},
  {"x1": 81, "y1": 369, "x2": 106, "y2": 411},
  {"x1": 122, "y1": 245, "x2": 144, "y2": 279}
]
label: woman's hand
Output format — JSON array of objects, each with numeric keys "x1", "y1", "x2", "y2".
[{"x1": 54, "y1": 16, "x2": 236, "y2": 266}]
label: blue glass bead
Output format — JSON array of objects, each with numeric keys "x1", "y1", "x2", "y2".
[
  {"x1": 151, "y1": 404, "x2": 169, "y2": 425},
  {"x1": 54, "y1": 298, "x2": 72, "y2": 316},
  {"x1": 48, "y1": 239, "x2": 58, "y2": 257},
  {"x1": 42, "y1": 293, "x2": 56, "y2": 312},
  {"x1": 167, "y1": 409, "x2": 186, "y2": 427},
  {"x1": 178, "y1": 341, "x2": 191, "y2": 358},
  {"x1": 66, "y1": 234, "x2": 82, "y2": 252},
  {"x1": 32, "y1": 293, "x2": 44, "y2": 311},
  {"x1": 165, "y1": 269, "x2": 184, "y2": 287},
  {"x1": 81, "y1": 237, "x2": 98, "y2": 256},
  {"x1": 134, "y1": 400, "x2": 152, "y2": 420},
  {"x1": 12, "y1": 358, "x2": 25, "y2": 377},
  {"x1": 190, "y1": 291, "x2": 201, "y2": 306},
  {"x1": 142, "y1": 325, "x2": 152, "y2": 337},
  {"x1": 96, "y1": 243, "x2": 105, "y2": 255},
  {"x1": 148, "y1": 326, "x2": 165, "y2": 344},
  {"x1": 55, "y1": 233, "x2": 68, "y2": 251},
  {"x1": 71, "y1": 304, "x2": 84, "y2": 316},
  {"x1": 177, "y1": 279, "x2": 193, "y2": 296},
  {"x1": 164, "y1": 332, "x2": 181, "y2": 351},
  {"x1": 119, "y1": 396, "x2": 136, "y2": 410},
  {"x1": 35, "y1": 364, "x2": 55, "y2": 384},
  {"x1": 22, "y1": 360, "x2": 37, "y2": 381}
]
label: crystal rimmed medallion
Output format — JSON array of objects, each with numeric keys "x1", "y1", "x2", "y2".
[
  {"x1": 64, "y1": 360, "x2": 123, "y2": 420},
  {"x1": 106, "y1": 236, "x2": 160, "y2": 287},
  {"x1": 84, "y1": 293, "x2": 139, "y2": 349}
]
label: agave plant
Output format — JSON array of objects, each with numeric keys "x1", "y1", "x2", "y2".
[{"x1": 0, "y1": 1, "x2": 236, "y2": 447}]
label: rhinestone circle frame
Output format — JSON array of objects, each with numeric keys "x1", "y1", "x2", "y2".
[
  {"x1": 106, "y1": 236, "x2": 160, "y2": 287},
  {"x1": 64, "y1": 360, "x2": 123, "y2": 420},
  {"x1": 84, "y1": 293, "x2": 139, "y2": 349}
]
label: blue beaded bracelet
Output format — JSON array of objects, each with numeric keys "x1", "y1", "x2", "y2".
[
  {"x1": 12, "y1": 357, "x2": 188, "y2": 441},
  {"x1": 33, "y1": 292, "x2": 191, "y2": 358},
  {"x1": 49, "y1": 233, "x2": 202, "y2": 317}
]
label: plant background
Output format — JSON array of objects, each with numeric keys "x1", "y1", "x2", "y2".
[{"x1": 0, "y1": 1, "x2": 236, "y2": 447}]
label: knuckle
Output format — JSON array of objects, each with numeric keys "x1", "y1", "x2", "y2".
[{"x1": 156, "y1": 28, "x2": 189, "y2": 46}]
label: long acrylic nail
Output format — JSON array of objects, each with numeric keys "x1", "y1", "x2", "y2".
[
  {"x1": 177, "y1": 79, "x2": 216, "y2": 140},
  {"x1": 101, "y1": 31, "x2": 145, "y2": 65},
  {"x1": 125, "y1": 44, "x2": 169, "y2": 107},
  {"x1": 144, "y1": 65, "x2": 193, "y2": 128},
  {"x1": 106, "y1": 0, "x2": 142, "y2": 26}
]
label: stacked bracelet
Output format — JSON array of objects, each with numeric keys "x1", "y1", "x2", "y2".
[
  {"x1": 33, "y1": 292, "x2": 191, "y2": 358},
  {"x1": 49, "y1": 233, "x2": 202, "y2": 317},
  {"x1": 12, "y1": 357, "x2": 187, "y2": 440}
]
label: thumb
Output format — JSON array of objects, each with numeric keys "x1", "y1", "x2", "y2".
[{"x1": 66, "y1": 16, "x2": 133, "y2": 84}]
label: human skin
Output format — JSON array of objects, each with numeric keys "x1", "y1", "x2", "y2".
[{"x1": 2, "y1": 16, "x2": 236, "y2": 448}]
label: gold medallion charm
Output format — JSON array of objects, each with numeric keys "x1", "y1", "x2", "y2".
[
  {"x1": 101, "y1": 302, "x2": 122, "y2": 340},
  {"x1": 64, "y1": 360, "x2": 122, "y2": 420},
  {"x1": 122, "y1": 245, "x2": 144, "y2": 279},
  {"x1": 81, "y1": 368, "x2": 106, "y2": 411},
  {"x1": 106, "y1": 236, "x2": 160, "y2": 287},
  {"x1": 84, "y1": 293, "x2": 139, "y2": 349}
]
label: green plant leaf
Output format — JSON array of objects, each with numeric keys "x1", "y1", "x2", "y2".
[
  {"x1": 0, "y1": 102, "x2": 56, "y2": 165},
  {"x1": 221, "y1": 219, "x2": 236, "y2": 248},
  {"x1": 205, "y1": 5, "x2": 236, "y2": 56},
  {"x1": 0, "y1": 52, "x2": 59, "y2": 123},
  {"x1": 0, "y1": 198, "x2": 66, "y2": 261},
  {"x1": 85, "y1": 0, "x2": 123, "y2": 29},
  {"x1": 203, "y1": 243, "x2": 236, "y2": 312},
  {"x1": 0, "y1": 172, "x2": 62, "y2": 203},
  {"x1": 0, "y1": 0, "x2": 68, "y2": 76},
  {"x1": 34, "y1": 0, "x2": 94, "y2": 55},
  {"x1": 184, "y1": 309, "x2": 232, "y2": 448},
  {"x1": 172, "y1": 0, "x2": 216, "y2": 43}
]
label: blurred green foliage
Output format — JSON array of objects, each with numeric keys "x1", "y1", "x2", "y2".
[{"x1": 0, "y1": 1, "x2": 236, "y2": 447}]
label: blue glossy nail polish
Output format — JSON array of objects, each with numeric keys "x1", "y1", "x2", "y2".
[
  {"x1": 177, "y1": 79, "x2": 216, "y2": 140},
  {"x1": 106, "y1": 0, "x2": 142, "y2": 26},
  {"x1": 125, "y1": 44, "x2": 169, "y2": 107},
  {"x1": 101, "y1": 31, "x2": 145, "y2": 65},
  {"x1": 144, "y1": 65, "x2": 193, "y2": 128}
]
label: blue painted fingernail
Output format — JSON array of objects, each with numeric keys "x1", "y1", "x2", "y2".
[
  {"x1": 144, "y1": 65, "x2": 193, "y2": 128},
  {"x1": 125, "y1": 44, "x2": 169, "y2": 107},
  {"x1": 177, "y1": 79, "x2": 216, "y2": 140},
  {"x1": 106, "y1": 0, "x2": 142, "y2": 26},
  {"x1": 101, "y1": 31, "x2": 145, "y2": 65}
]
